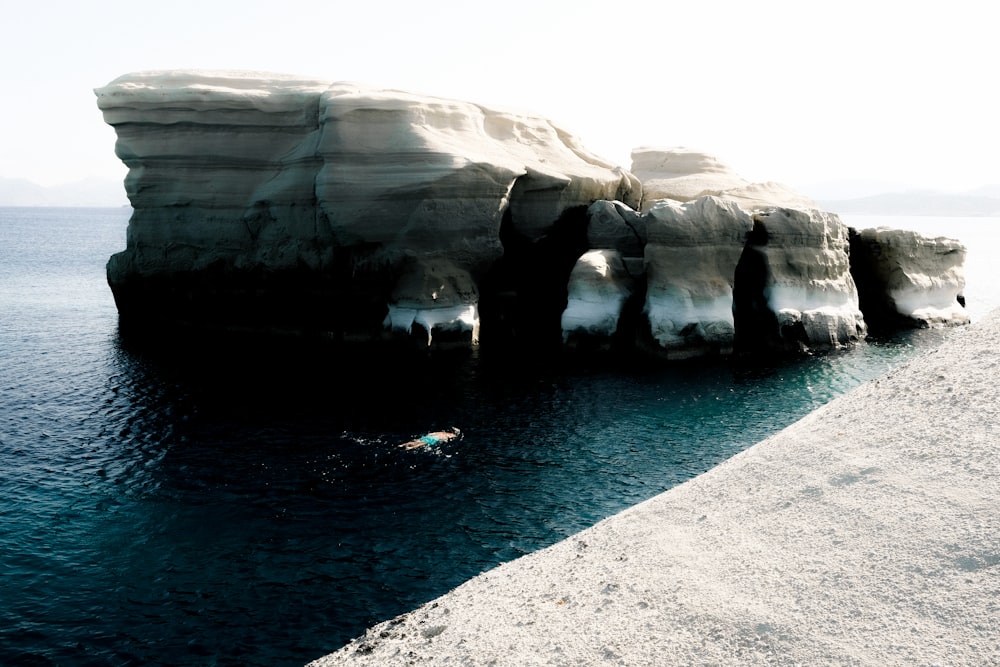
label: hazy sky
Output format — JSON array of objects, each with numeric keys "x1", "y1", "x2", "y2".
[{"x1": 4, "y1": 1, "x2": 996, "y2": 191}]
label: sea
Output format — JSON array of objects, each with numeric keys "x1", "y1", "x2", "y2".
[{"x1": 1, "y1": 207, "x2": 997, "y2": 666}]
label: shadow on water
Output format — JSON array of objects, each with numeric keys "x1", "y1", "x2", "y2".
[
  {"x1": 1, "y1": 316, "x2": 952, "y2": 667},
  {"x1": 0, "y1": 207, "x2": 976, "y2": 666},
  {"x1": 0, "y1": 207, "x2": 973, "y2": 666}
]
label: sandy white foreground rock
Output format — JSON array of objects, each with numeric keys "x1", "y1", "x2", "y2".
[{"x1": 310, "y1": 308, "x2": 1000, "y2": 666}]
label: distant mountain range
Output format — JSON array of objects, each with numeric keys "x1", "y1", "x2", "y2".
[
  {"x1": 793, "y1": 180, "x2": 1000, "y2": 216},
  {"x1": 3, "y1": 176, "x2": 999, "y2": 216},
  {"x1": 815, "y1": 190, "x2": 1000, "y2": 217},
  {"x1": 0, "y1": 177, "x2": 129, "y2": 207}
]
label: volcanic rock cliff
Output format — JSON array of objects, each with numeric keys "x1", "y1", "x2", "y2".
[{"x1": 96, "y1": 71, "x2": 968, "y2": 357}]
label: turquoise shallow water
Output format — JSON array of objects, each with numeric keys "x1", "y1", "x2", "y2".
[{"x1": 0, "y1": 207, "x2": 991, "y2": 666}]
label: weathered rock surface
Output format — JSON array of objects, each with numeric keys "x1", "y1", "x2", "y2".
[
  {"x1": 642, "y1": 197, "x2": 752, "y2": 358},
  {"x1": 96, "y1": 70, "x2": 639, "y2": 337},
  {"x1": 849, "y1": 227, "x2": 968, "y2": 329},
  {"x1": 631, "y1": 146, "x2": 749, "y2": 206},
  {"x1": 736, "y1": 207, "x2": 866, "y2": 353},
  {"x1": 560, "y1": 250, "x2": 635, "y2": 347},
  {"x1": 95, "y1": 72, "x2": 968, "y2": 355},
  {"x1": 636, "y1": 197, "x2": 864, "y2": 358},
  {"x1": 630, "y1": 146, "x2": 817, "y2": 212},
  {"x1": 584, "y1": 199, "x2": 646, "y2": 257}
]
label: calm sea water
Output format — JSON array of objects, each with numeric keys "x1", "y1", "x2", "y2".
[{"x1": 1, "y1": 207, "x2": 996, "y2": 666}]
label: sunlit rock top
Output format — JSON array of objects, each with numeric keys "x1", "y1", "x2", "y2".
[
  {"x1": 630, "y1": 146, "x2": 817, "y2": 212},
  {"x1": 95, "y1": 70, "x2": 640, "y2": 269}
]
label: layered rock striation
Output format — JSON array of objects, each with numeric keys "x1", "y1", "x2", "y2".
[
  {"x1": 642, "y1": 197, "x2": 751, "y2": 358},
  {"x1": 568, "y1": 196, "x2": 866, "y2": 359},
  {"x1": 736, "y1": 207, "x2": 865, "y2": 353},
  {"x1": 850, "y1": 227, "x2": 968, "y2": 330},
  {"x1": 96, "y1": 75, "x2": 968, "y2": 356},
  {"x1": 96, "y1": 71, "x2": 639, "y2": 342}
]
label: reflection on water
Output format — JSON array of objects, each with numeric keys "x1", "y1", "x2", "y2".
[{"x1": 0, "y1": 207, "x2": 979, "y2": 666}]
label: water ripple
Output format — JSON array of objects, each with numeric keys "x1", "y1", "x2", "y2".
[{"x1": 0, "y1": 207, "x2": 969, "y2": 666}]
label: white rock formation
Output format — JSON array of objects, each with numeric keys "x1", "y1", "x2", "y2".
[
  {"x1": 561, "y1": 250, "x2": 634, "y2": 345},
  {"x1": 383, "y1": 257, "x2": 480, "y2": 346},
  {"x1": 94, "y1": 72, "x2": 968, "y2": 353},
  {"x1": 643, "y1": 197, "x2": 753, "y2": 358},
  {"x1": 639, "y1": 198, "x2": 864, "y2": 358},
  {"x1": 99, "y1": 71, "x2": 334, "y2": 279},
  {"x1": 631, "y1": 147, "x2": 749, "y2": 204},
  {"x1": 850, "y1": 228, "x2": 968, "y2": 327},
  {"x1": 742, "y1": 208, "x2": 866, "y2": 350},
  {"x1": 95, "y1": 70, "x2": 640, "y2": 339},
  {"x1": 630, "y1": 147, "x2": 817, "y2": 212},
  {"x1": 585, "y1": 200, "x2": 646, "y2": 257},
  {"x1": 720, "y1": 181, "x2": 820, "y2": 213},
  {"x1": 313, "y1": 82, "x2": 639, "y2": 263}
]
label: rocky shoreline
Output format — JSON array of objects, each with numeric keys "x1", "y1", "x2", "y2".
[{"x1": 310, "y1": 308, "x2": 1000, "y2": 666}]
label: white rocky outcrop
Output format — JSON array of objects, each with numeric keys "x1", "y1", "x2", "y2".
[
  {"x1": 720, "y1": 181, "x2": 820, "y2": 213},
  {"x1": 850, "y1": 228, "x2": 968, "y2": 328},
  {"x1": 639, "y1": 198, "x2": 864, "y2": 358},
  {"x1": 643, "y1": 197, "x2": 753, "y2": 358},
  {"x1": 631, "y1": 147, "x2": 749, "y2": 204},
  {"x1": 313, "y1": 82, "x2": 639, "y2": 264},
  {"x1": 560, "y1": 250, "x2": 634, "y2": 346},
  {"x1": 584, "y1": 200, "x2": 646, "y2": 257},
  {"x1": 94, "y1": 72, "x2": 969, "y2": 354},
  {"x1": 383, "y1": 257, "x2": 480, "y2": 346},
  {"x1": 95, "y1": 70, "x2": 639, "y2": 339},
  {"x1": 740, "y1": 208, "x2": 866, "y2": 351},
  {"x1": 99, "y1": 71, "x2": 334, "y2": 280},
  {"x1": 631, "y1": 147, "x2": 817, "y2": 212}
]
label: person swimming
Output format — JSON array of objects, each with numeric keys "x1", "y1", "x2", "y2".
[{"x1": 400, "y1": 427, "x2": 461, "y2": 450}]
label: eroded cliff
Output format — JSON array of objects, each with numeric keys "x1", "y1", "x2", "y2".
[
  {"x1": 96, "y1": 70, "x2": 639, "y2": 342},
  {"x1": 96, "y1": 74, "x2": 968, "y2": 357}
]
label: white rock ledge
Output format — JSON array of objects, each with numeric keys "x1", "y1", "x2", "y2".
[
  {"x1": 310, "y1": 308, "x2": 1000, "y2": 666},
  {"x1": 561, "y1": 250, "x2": 633, "y2": 343}
]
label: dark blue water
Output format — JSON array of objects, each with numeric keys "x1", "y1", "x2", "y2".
[{"x1": 0, "y1": 207, "x2": 981, "y2": 666}]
